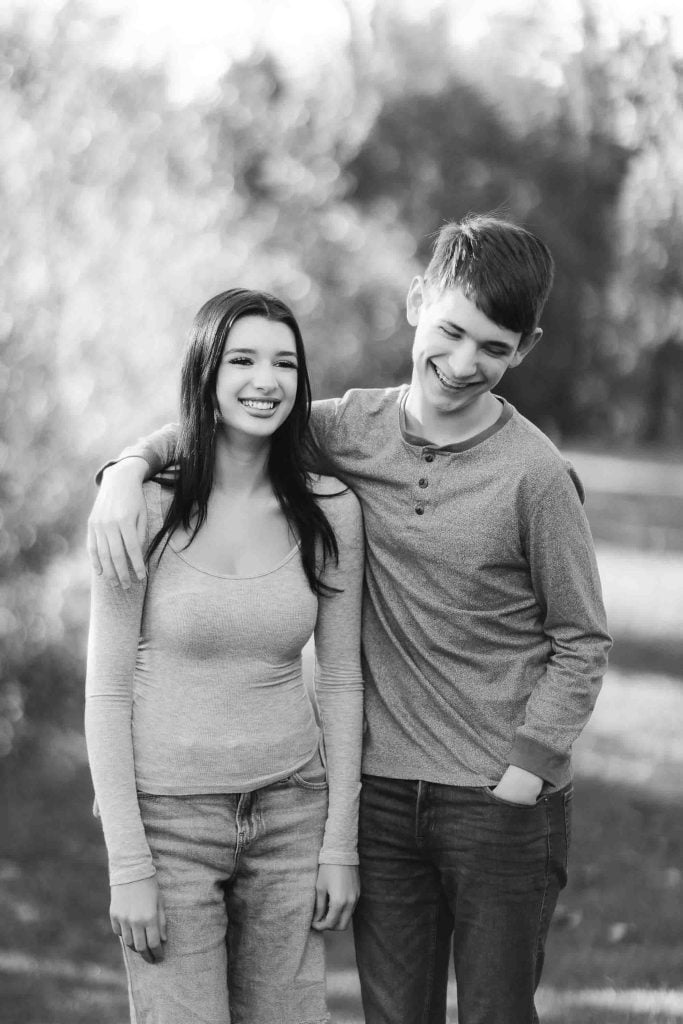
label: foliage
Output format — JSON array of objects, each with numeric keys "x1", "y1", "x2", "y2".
[{"x1": 1, "y1": 0, "x2": 683, "y2": 756}]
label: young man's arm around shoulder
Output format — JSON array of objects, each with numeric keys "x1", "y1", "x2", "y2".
[{"x1": 87, "y1": 424, "x2": 179, "y2": 587}]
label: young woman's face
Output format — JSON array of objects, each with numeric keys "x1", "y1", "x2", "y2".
[{"x1": 214, "y1": 316, "x2": 299, "y2": 442}]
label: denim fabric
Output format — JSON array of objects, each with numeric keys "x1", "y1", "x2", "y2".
[
  {"x1": 121, "y1": 753, "x2": 330, "y2": 1024},
  {"x1": 353, "y1": 775, "x2": 571, "y2": 1024}
]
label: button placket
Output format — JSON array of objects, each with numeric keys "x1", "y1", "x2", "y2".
[{"x1": 414, "y1": 448, "x2": 435, "y2": 515}]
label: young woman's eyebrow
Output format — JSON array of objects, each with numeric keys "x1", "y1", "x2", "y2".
[{"x1": 225, "y1": 347, "x2": 298, "y2": 359}]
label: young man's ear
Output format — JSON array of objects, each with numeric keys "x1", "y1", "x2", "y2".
[
  {"x1": 406, "y1": 276, "x2": 426, "y2": 327},
  {"x1": 510, "y1": 327, "x2": 543, "y2": 367}
]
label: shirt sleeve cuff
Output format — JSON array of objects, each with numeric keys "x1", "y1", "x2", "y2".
[
  {"x1": 508, "y1": 733, "x2": 569, "y2": 787},
  {"x1": 318, "y1": 849, "x2": 359, "y2": 866},
  {"x1": 109, "y1": 863, "x2": 157, "y2": 886}
]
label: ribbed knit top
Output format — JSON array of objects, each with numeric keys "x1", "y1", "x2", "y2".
[{"x1": 85, "y1": 479, "x2": 364, "y2": 885}]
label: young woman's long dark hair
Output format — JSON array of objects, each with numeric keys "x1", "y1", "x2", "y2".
[{"x1": 147, "y1": 288, "x2": 339, "y2": 595}]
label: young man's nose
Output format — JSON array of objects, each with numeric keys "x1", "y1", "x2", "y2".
[{"x1": 447, "y1": 342, "x2": 478, "y2": 378}]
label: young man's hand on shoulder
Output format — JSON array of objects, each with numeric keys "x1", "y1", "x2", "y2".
[{"x1": 87, "y1": 457, "x2": 149, "y2": 588}]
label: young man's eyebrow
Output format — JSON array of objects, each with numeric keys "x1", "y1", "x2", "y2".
[{"x1": 440, "y1": 320, "x2": 515, "y2": 349}]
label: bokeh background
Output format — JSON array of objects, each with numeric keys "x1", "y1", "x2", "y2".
[{"x1": 1, "y1": 0, "x2": 682, "y2": 1021}]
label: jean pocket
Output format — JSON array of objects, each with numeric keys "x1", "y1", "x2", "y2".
[
  {"x1": 483, "y1": 786, "x2": 544, "y2": 810},
  {"x1": 290, "y1": 749, "x2": 328, "y2": 790}
]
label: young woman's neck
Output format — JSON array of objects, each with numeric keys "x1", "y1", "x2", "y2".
[{"x1": 212, "y1": 431, "x2": 272, "y2": 497}]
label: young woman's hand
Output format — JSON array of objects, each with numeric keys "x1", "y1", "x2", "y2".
[
  {"x1": 87, "y1": 458, "x2": 148, "y2": 588},
  {"x1": 110, "y1": 875, "x2": 167, "y2": 963},
  {"x1": 311, "y1": 864, "x2": 360, "y2": 932}
]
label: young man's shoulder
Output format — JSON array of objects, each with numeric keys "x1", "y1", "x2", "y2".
[
  {"x1": 313, "y1": 385, "x2": 406, "y2": 422},
  {"x1": 309, "y1": 474, "x2": 363, "y2": 536},
  {"x1": 502, "y1": 405, "x2": 584, "y2": 502}
]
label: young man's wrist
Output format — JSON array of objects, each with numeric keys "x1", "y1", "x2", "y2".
[{"x1": 96, "y1": 455, "x2": 149, "y2": 487}]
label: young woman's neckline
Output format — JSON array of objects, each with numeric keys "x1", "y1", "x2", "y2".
[{"x1": 166, "y1": 538, "x2": 301, "y2": 581}]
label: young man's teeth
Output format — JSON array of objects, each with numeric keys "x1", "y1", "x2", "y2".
[
  {"x1": 433, "y1": 364, "x2": 468, "y2": 389},
  {"x1": 241, "y1": 399, "x2": 276, "y2": 410}
]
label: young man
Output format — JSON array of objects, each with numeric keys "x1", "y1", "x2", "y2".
[{"x1": 89, "y1": 215, "x2": 611, "y2": 1024}]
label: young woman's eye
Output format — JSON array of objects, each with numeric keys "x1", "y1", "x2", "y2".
[
  {"x1": 227, "y1": 356, "x2": 252, "y2": 365},
  {"x1": 276, "y1": 360, "x2": 298, "y2": 370}
]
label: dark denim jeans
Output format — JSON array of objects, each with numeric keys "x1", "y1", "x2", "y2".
[{"x1": 353, "y1": 775, "x2": 572, "y2": 1024}]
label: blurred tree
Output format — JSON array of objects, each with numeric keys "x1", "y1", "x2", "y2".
[
  {"x1": 343, "y1": 2, "x2": 634, "y2": 437},
  {"x1": 3, "y1": 0, "x2": 683, "y2": 761}
]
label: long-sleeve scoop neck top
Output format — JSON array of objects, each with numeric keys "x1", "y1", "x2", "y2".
[{"x1": 85, "y1": 479, "x2": 365, "y2": 885}]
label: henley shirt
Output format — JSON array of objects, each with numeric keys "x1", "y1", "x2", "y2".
[{"x1": 110, "y1": 387, "x2": 611, "y2": 792}]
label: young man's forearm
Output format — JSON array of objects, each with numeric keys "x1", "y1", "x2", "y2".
[{"x1": 95, "y1": 423, "x2": 180, "y2": 486}]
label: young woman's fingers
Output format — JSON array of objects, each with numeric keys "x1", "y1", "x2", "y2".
[
  {"x1": 311, "y1": 885, "x2": 329, "y2": 930},
  {"x1": 335, "y1": 901, "x2": 355, "y2": 932},
  {"x1": 145, "y1": 923, "x2": 164, "y2": 962},
  {"x1": 131, "y1": 922, "x2": 154, "y2": 963},
  {"x1": 158, "y1": 895, "x2": 168, "y2": 943},
  {"x1": 323, "y1": 898, "x2": 344, "y2": 930}
]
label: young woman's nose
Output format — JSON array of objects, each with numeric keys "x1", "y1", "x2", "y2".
[
  {"x1": 252, "y1": 361, "x2": 278, "y2": 391},
  {"x1": 447, "y1": 341, "x2": 478, "y2": 378}
]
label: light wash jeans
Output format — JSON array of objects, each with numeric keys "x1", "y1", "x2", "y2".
[{"x1": 121, "y1": 752, "x2": 329, "y2": 1024}]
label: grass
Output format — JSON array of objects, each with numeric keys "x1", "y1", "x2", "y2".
[{"x1": 2, "y1": 446, "x2": 682, "y2": 1023}]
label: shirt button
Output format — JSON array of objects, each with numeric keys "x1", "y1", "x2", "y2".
[
  {"x1": 415, "y1": 505, "x2": 424, "y2": 515},
  {"x1": 419, "y1": 477, "x2": 428, "y2": 488},
  {"x1": 424, "y1": 452, "x2": 435, "y2": 463}
]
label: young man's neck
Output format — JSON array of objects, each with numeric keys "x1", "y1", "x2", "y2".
[{"x1": 404, "y1": 388, "x2": 503, "y2": 447}]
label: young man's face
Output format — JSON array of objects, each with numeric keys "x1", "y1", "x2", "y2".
[{"x1": 407, "y1": 279, "x2": 541, "y2": 417}]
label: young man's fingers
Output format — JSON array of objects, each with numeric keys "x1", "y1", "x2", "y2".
[
  {"x1": 103, "y1": 530, "x2": 133, "y2": 589},
  {"x1": 87, "y1": 526, "x2": 103, "y2": 575},
  {"x1": 93, "y1": 529, "x2": 121, "y2": 585},
  {"x1": 120, "y1": 518, "x2": 146, "y2": 581}
]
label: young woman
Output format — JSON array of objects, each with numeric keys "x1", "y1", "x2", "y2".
[{"x1": 85, "y1": 288, "x2": 364, "y2": 1024}]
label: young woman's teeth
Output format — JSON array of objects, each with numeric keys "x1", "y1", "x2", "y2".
[{"x1": 241, "y1": 399, "x2": 276, "y2": 410}]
